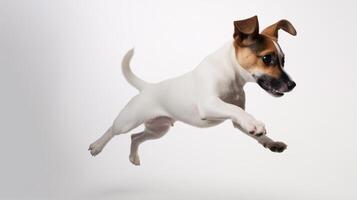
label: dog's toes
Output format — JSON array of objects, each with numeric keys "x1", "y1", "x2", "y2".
[
  {"x1": 255, "y1": 132, "x2": 264, "y2": 137},
  {"x1": 249, "y1": 128, "x2": 257, "y2": 135},
  {"x1": 267, "y1": 141, "x2": 287, "y2": 153},
  {"x1": 129, "y1": 154, "x2": 141, "y2": 166},
  {"x1": 242, "y1": 119, "x2": 266, "y2": 137},
  {"x1": 90, "y1": 148, "x2": 102, "y2": 156},
  {"x1": 254, "y1": 122, "x2": 266, "y2": 136},
  {"x1": 249, "y1": 126, "x2": 266, "y2": 137},
  {"x1": 88, "y1": 142, "x2": 103, "y2": 156}
]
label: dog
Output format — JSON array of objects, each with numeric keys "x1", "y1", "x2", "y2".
[{"x1": 89, "y1": 16, "x2": 297, "y2": 166}]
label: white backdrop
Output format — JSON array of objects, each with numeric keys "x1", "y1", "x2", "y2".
[{"x1": 1, "y1": 0, "x2": 356, "y2": 199}]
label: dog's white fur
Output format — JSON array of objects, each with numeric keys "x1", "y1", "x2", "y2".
[{"x1": 89, "y1": 40, "x2": 286, "y2": 165}]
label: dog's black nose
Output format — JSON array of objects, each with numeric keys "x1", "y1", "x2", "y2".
[{"x1": 287, "y1": 81, "x2": 296, "y2": 90}]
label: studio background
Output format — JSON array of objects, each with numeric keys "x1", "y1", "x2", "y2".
[{"x1": 1, "y1": 0, "x2": 356, "y2": 199}]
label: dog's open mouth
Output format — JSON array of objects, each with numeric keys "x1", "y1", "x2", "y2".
[
  {"x1": 269, "y1": 88, "x2": 284, "y2": 97},
  {"x1": 257, "y1": 79, "x2": 285, "y2": 97}
]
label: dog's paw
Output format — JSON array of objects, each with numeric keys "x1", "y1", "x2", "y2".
[
  {"x1": 88, "y1": 142, "x2": 104, "y2": 156},
  {"x1": 264, "y1": 141, "x2": 287, "y2": 153},
  {"x1": 238, "y1": 116, "x2": 266, "y2": 137},
  {"x1": 129, "y1": 154, "x2": 141, "y2": 166}
]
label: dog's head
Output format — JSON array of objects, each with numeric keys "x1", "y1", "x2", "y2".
[{"x1": 233, "y1": 16, "x2": 297, "y2": 97}]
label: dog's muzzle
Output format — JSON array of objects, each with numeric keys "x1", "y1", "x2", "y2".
[{"x1": 256, "y1": 73, "x2": 296, "y2": 97}]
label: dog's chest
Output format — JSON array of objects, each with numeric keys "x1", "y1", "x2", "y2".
[{"x1": 218, "y1": 80, "x2": 246, "y2": 109}]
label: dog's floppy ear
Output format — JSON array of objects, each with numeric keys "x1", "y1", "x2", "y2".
[
  {"x1": 261, "y1": 19, "x2": 297, "y2": 39},
  {"x1": 233, "y1": 15, "x2": 259, "y2": 46}
]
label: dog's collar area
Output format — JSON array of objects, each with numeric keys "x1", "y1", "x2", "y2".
[{"x1": 230, "y1": 41, "x2": 255, "y2": 85}]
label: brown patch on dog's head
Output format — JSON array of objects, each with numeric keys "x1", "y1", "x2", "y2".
[
  {"x1": 233, "y1": 16, "x2": 297, "y2": 97},
  {"x1": 234, "y1": 34, "x2": 282, "y2": 78}
]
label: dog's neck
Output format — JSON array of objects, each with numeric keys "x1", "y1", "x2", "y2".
[
  {"x1": 225, "y1": 40, "x2": 255, "y2": 86},
  {"x1": 194, "y1": 40, "x2": 255, "y2": 96}
]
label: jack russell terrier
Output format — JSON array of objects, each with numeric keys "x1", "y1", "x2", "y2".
[{"x1": 89, "y1": 16, "x2": 297, "y2": 166}]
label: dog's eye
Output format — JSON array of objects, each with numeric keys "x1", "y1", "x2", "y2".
[{"x1": 262, "y1": 54, "x2": 273, "y2": 65}]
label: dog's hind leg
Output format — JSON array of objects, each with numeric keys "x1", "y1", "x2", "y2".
[
  {"x1": 89, "y1": 127, "x2": 115, "y2": 156},
  {"x1": 129, "y1": 116, "x2": 173, "y2": 166},
  {"x1": 89, "y1": 95, "x2": 151, "y2": 156}
]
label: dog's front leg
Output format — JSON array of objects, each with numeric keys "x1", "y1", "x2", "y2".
[
  {"x1": 198, "y1": 97, "x2": 287, "y2": 152},
  {"x1": 197, "y1": 97, "x2": 266, "y2": 136},
  {"x1": 239, "y1": 127, "x2": 287, "y2": 152},
  {"x1": 229, "y1": 104, "x2": 287, "y2": 153},
  {"x1": 231, "y1": 116, "x2": 287, "y2": 152}
]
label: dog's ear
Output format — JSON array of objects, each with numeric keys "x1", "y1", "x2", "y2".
[
  {"x1": 261, "y1": 19, "x2": 297, "y2": 39},
  {"x1": 233, "y1": 15, "x2": 259, "y2": 46}
]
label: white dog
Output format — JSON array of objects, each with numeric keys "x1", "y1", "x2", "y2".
[{"x1": 89, "y1": 16, "x2": 297, "y2": 165}]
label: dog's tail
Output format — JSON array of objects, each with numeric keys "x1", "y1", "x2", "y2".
[{"x1": 121, "y1": 48, "x2": 149, "y2": 91}]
